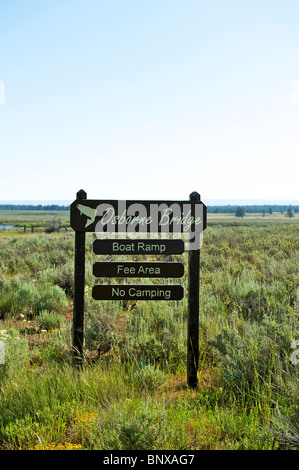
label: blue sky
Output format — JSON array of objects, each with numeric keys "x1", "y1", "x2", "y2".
[{"x1": 0, "y1": 0, "x2": 299, "y2": 202}]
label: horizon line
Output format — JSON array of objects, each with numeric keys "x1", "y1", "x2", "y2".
[{"x1": 0, "y1": 198, "x2": 298, "y2": 206}]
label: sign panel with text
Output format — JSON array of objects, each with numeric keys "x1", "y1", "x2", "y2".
[
  {"x1": 70, "y1": 199, "x2": 206, "y2": 250},
  {"x1": 93, "y1": 239, "x2": 184, "y2": 255},
  {"x1": 92, "y1": 284, "x2": 184, "y2": 301},
  {"x1": 93, "y1": 261, "x2": 184, "y2": 278}
]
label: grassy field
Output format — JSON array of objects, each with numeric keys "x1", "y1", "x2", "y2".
[
  {"x1": 0, "y1": 210, "x2": 70, "y2": 232},
  {"x1": 0, "y1": 211, "x2": 298, "y2": 450},
  {"x1": 208, "y1": 212, "x2": 299, "y2": 226}
]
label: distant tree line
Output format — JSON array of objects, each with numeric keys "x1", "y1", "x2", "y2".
[
  {"x1": 0, "y1": 204, "x2": 69, "y2": 211},
  {"x1": 208, "y1": 205, "x2": 299, "y2": 214}
]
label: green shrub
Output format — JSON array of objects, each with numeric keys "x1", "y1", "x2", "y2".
[
  {"x1": 0, "y1": 328, "x2": 29, "y2": 383},
  {"x1": 95, "y1": 399, "x2": 165, "y2": 450},
  {"x1": 0, "y1": 277, "x2": 24, "y2": 318},
  {"x1": 0, "y1": 278, "x2": 68, "y2": 318},
  {"x1": 209, "y1": 310, "x2": 297, "y2": 389},
  {"x1": 36, "y1": 310, "x2": 65, "y2": 331},
  {"x1": 16, "y1": 282, "x2": 39, "y2": 316},
  {"x1": 1, "y1": 414, "x2": 38, "y2": 449},
  {"x1": 127, "y1": 361, "x2": 168, "y2": 391},
  {"x1": 35, "y1": 284, "x2": 67, "y2": 314},
  {"x1": 269, "y1": 363, "x2": 299, "y2": 449},
  {"x1": 37, "y1": 261, "x2": 74, "y2": 297},
  {"x1": 84, "y1": 308, "x2": 122, "y2": 355},
  {"x1": 122, "y1": 302, "x2": 187, "y2": 368}
]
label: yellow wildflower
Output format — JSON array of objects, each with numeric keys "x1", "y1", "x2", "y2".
[
  {"x1": 73, "y1": 411, "x2": 98, "y2": 425},
  {"x1": 30, "y1": 442, "x2": 82, "y2": 451}
]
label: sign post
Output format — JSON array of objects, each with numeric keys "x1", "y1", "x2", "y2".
[
  {"x1": 71, "y1": 190, "x2": 206, "y2": 386},
  {"x1": 187, "y1": 191, "x2": 201, "y2": 388},
  {"x1": 72, "y1": 189, "x2": 86, "y2": 366}
]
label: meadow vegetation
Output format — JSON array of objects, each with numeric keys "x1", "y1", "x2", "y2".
[{"x1": 0, "y1": 213, "x2": 298, "y2": 450}]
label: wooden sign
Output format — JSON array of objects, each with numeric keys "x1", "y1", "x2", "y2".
[
  {"x1": 93, "y1": 239, "x2": 184, "y2": 255},
  {"x1": 92, "y1": 284, "x2": 184, "y2": 301},
  {"x1": 70, "y1": 198, "x2": 207, "y2": 233},
  {"x1": 93, "y1": 261, "x2": 184, "y2": 278},
  {"x1": 71, "y1": 189, "x2": 205, "y2": 389}
]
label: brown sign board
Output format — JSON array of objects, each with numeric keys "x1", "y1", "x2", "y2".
[
  {"x1": 92, "y1": 284, "x2": 184, "y2": 301},
  {"x1": 93, "y1": 261, "x2": 184, "y2": 278},
  {"x1": 70, "y1": 199, "x2": 207, "y2": 233},
  {"x1": 93, "y1": 239, "x2": 184, "y2": 255}
]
